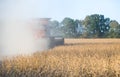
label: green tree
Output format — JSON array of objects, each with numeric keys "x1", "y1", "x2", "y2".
[
  {"x1": 49, "y1": 20, "x2": 60, "y2": 36},
  {"x1": 74, "y1": 20, "x2": 84, "y2": 37},
  {"x1": 61, "y1": 17, "x2": 76, "y2": 38},
  {"x1": 83, "y1": 14, "x2": 110, "y2": 38},
  {"x1": 108, "y1": 20, "x2": 120, "y2": 38}
]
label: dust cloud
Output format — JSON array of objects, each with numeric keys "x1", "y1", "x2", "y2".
[{"x1": 0, "y1": 1, "x2": 49, "y2": 60}]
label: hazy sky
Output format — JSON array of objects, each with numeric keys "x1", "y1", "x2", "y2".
[{"x1": 0, "y1": 0, "x2": 120, "y2": 22}]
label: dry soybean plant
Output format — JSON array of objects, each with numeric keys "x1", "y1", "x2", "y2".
[{"x1": 0, "y1": 39, "x2": 120, "y2": 77}]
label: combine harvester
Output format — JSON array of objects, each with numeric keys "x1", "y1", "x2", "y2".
[{"x1": 30, "y1": 18, "x2": 64, "y2": 50}]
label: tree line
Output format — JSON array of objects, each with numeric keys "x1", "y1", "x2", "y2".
[{"x1": 49, "y1": 14, "x2": 120, "y2": 38}]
